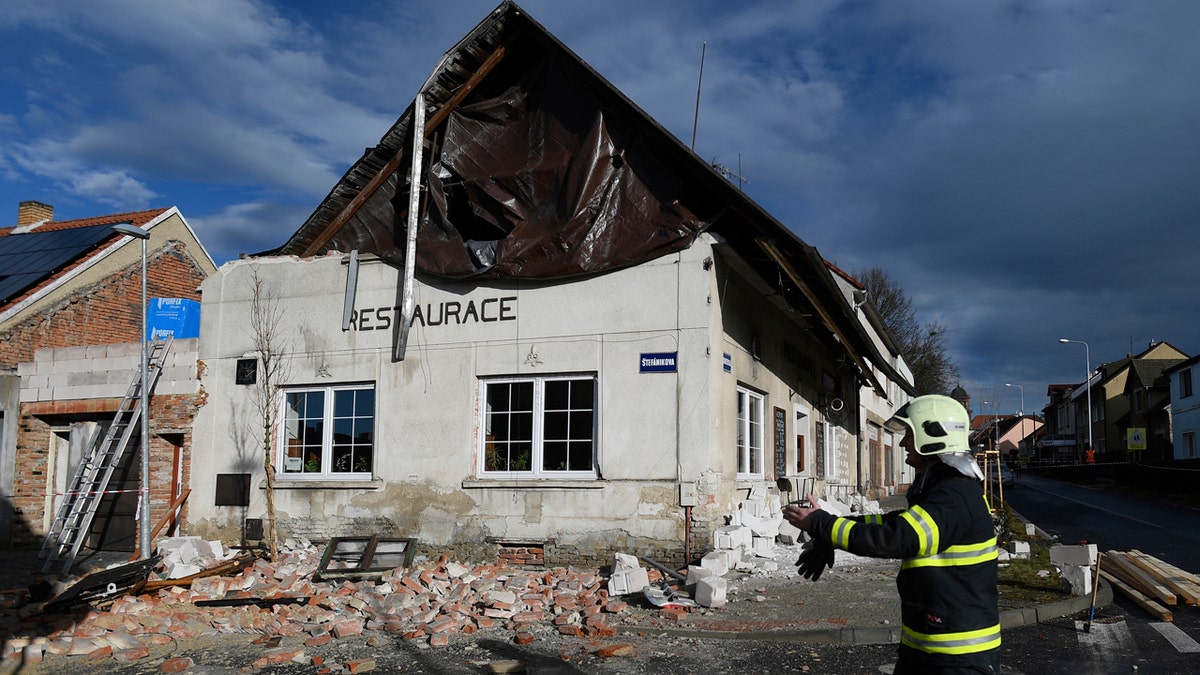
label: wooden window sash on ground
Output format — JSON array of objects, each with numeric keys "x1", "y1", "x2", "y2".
[{"x1": 315, "y1": 536, "x2": 417, "y2": 580}]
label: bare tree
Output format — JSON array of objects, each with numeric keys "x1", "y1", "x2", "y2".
[
  {"x1": 855, "y1": 267, "x2": 959, "y2": 395},
  {"x1": 247, "y1": 267, "x2": 290, "y2": 561}
]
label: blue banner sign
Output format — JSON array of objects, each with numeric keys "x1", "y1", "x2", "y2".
[{"x1": 640, "y1": 352, "x2": 678, "y2": 373}]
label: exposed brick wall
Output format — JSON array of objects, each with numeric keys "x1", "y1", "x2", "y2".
[
  {"x1": 9, "y1": 392, "x2": 205, "y2": 549},
  {"x1": 0, "y1": 242, "x2": 206, "y2": 370}
]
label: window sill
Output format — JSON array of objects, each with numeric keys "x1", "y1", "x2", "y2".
[
  {"x1": 262, "y1": 478, "x2": 384, "y2": 490},
  {"x1": 462, "y1": 478, "x2": 604, "y2": 490}
]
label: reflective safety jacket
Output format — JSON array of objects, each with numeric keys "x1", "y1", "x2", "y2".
[{"x1": 807, "y1": 462, "x2": 1001, "y2": 672}]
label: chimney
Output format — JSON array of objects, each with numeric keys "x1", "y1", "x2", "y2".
[{"x1": 17, "y1": 201, "x2": 54, "y2": 227}]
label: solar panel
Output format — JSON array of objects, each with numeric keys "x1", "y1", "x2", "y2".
[{"x1": 0, "y1": 223, "x2": 123, "y2": 306}]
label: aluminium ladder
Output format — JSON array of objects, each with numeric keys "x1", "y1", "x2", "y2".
[{"x1": 38, "y1": 337, "x2": 173, "y2": 575}]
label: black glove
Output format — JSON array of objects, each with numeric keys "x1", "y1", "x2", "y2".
[{"x1": 795, "y1": 538, "x2": 835, "y2": 581}]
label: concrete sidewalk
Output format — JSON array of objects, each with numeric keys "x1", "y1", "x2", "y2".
[{"x1": 615, "y1": 550, "x2": 1112, "y2": 644}]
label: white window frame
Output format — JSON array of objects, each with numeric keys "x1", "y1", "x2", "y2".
[
  {"x1": 477, "y1": 374, "x2": 598, "y2": 480},
  {"x1": 277, "y1": 383, "x2": 376, "y2": 480},
  {"x1": 736, "y1": 385, "x2": 765, "y2": 479}
]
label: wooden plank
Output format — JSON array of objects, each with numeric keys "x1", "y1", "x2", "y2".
[
  {"x1": 1101, "y1": 555, "x2": 1149, "y2": 593},
  {"x1": 1131, "y1": 549, "x2": 1200, "y2": 588},
  {"x1": 1126, "y1": 551, "x2": 1200, "y2": 605},
  {"x1": 299, "y1": 44, "x2": 508, "y2": 258},
  {"x1": 1101, "y1": 570, "x2": 1172, "y2": 622},
  {"x1": 1106, "y1": 552, "x2": 1176, "y2": 605},
  {"x1": 139, "y1": 553, "x2": 253, "y2": 591},
  {"x1": 128, "y1": 488, "x2": 192, "y2": 562}
]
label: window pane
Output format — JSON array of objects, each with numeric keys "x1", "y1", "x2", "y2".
[
  {"x1": 510, "y1": 441, "x2": 532, "y2": 470},
  {"x1": 353, "y1": 417, "x2": 374, "y2": 445},
  {"x1": 513, "y1": 382, "x2": 534, "y2": 410},
  {"x1": 569, "y1": 411, "x2": 592, "y2": 440},
  {"x1": 334, "y1": 390, "x2": 355, "y2": 417},
  {"x1": 568, "y1": 441, "x2": 593, "y2": 471},
  {"x1": 545, "y1": 380, "x2": 570, "y2": 410},
  {"x1": 354, "y1": 388, "x2": 375, "y2": 416},
  {"x1": 569, "y1": 380, "x2": 594, "y2": 409},
  {"x1": 511, "y1": 411, "x2": 533, "y2": 441},
  {"x1": 332, "y1": 444, "x2": 353, "y2": 472},
  {"x1": 543, "y1": 441, "x2": 567, "y2": 471},
  {"x1": 545, "y1": 410, "x2": 568, "y2": 440},
  {"x1": 489, "y1": 383, "x2": 510, "y2": 410},
  {"x1": 333, "y1": 417, "x2": 353, "y2": 445},
  {"x1": 304, "y1": 391, "x2": 325, "y2": 418}
]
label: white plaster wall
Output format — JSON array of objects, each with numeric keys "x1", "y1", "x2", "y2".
[
  {"x1": 189, "y1": 235, "x2": 853, "y2": 559},
  {"x1": 190, "y1": 239, "x2": 731, "y2": 551}
]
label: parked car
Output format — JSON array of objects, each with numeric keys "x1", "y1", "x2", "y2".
[{"x1": 986, "y1": 462, "x2": 1015, "y2": 488}]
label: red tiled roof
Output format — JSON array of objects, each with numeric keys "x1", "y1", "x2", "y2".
[{"x1": 0, "y1": 208, "x2": 167, "y2": 237}]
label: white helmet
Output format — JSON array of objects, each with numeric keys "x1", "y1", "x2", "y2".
[{"x1": 885, "y1": 394, "x2": 971, "y2": 456}]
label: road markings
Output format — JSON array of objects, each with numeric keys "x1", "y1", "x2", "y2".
[
  {"x1": 1149, "y1": 622, "x2": 1200, "y2": 653},
  {"x1": 1021, "y1": 480, "x2": 1162, "y2": 529},
  {"x1": 1074, "y1": 619, "x2": 1135, "y2": 660}
]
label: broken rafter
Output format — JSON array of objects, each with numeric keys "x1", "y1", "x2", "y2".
[
  {"x1": 757, "y1": 237, "x2": 886, "y2": 396},
  {"x1": 299, "y1": 44, "x2": 509, "y2": 258}
]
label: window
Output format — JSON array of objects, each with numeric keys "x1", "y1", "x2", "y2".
[
  {"x1": 1182, "y1": 369, "x2": 1194, "y2": 398},
  {"x1": 1184, "y1": 431, "x2": 1197, "y2": 459},
  {"x1": 279, "y1": 384, "x2": 375, "y2": 478},
  {"x1": 736, "y1": 386, "x2": 764, "y2": 478},
  {"x1": 480, "y1": 375, "x2": 596, "y2": 477}
]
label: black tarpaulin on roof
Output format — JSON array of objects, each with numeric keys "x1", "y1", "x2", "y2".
[{"x1": 328, "y1": 52, "x2": 705, "y2": 280}]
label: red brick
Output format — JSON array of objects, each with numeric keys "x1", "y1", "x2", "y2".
[
  {"x1": 305, "y1": 634, "x2": 332, "y2": 648},
  {"x1": 114, "y1": 646, "x2": 151, "y2": 662},
  {"x1": 346, "y1": 658, "x2": 376, "y2": 673},
  {"x1": 596, "y1": 644, "x2": 636, "y2": 658},
  {"x1": 159, "y1": 657, "x2": 195, "y2": 672},
  {"x1": 514, "y1": 632, "x2": 535, "y2": 645}
]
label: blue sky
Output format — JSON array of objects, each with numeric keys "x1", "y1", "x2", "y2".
[{"x1": 2, "y1": 0, "x2": 1198, "y2": 414}]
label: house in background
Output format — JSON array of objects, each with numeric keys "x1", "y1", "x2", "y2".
[
  {"x1": 1166, "y1": 355, "x2": 1200, "y2": 461},
  {"x1": 0, "y1": 201, "x2": 216, "y2": 551},
  {"x1": 186, "y1": 1, "x2": 913, "y2": 568},
  {"x1": 1095, "y1": 341, "x2": 1188, "y2": 460},
  {"x1": 1122, "y1": 358, "x2": 1186, "y2": 462}
]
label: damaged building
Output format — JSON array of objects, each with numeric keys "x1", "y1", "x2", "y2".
[
  {"x1": 0, "y1": 203, "x2": 216, "y2": 552},
  {"x1": 186, "y1": 1, "x2": 914, "y2": 568}
]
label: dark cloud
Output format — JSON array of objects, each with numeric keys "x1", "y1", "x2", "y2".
[{"x1": 1, "y1": 0, "x2": 1196, "y2": 410}]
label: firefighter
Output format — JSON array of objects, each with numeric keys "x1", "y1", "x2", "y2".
[{"x1": 783, "y1": 394, "x2": 1001, "y2": 674}]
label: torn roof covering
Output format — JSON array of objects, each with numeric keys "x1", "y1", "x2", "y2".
[{"x1": 274, "y1": 1, "x2": 912, "y2": 396}]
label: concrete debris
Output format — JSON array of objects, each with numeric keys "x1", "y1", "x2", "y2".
[
  {"x1": 157, "y1": 536, "x2": 240, "y2": 579},
  {"x1": 1049, "y1": 544, "x2": 1099, "y2": 595}
]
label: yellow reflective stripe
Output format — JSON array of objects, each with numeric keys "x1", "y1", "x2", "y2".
[
  {"x1": 903, "y1": 538, "x2": 999, "y2": 569},
  {"x1": 831, "y1": 517, "x2": 857, "y2": 549},
  {"x1": 901, "y1": 623, "x2": 1002, "y2": 655},
  {"x1": 899, "y1": 505, "x2": 939, "y2": 557},
  {"x1": 862, "y1": 514, "x2": 884, "y2": 525}
]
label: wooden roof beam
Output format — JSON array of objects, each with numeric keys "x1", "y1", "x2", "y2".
[{"x1": 300, "y1": 45, "x2": 508, "y2": 257}]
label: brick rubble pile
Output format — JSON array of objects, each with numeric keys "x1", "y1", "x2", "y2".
[{"x1": 3, "y1": 541, "x2": 652, "y2": 671}]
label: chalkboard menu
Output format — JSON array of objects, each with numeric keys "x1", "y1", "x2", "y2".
[
  {"x1": 816, "y1": 421, "x2": 826, "y2": 478},
  {"x1": 774, "y1": 407, "x2": 786, "y2": 478}
]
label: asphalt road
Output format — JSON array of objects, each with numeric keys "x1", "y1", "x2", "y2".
[
  {"x1": 1004, "y1": 473, "x2": 1200, "y2": 571},
  {"x1": 998, "y1": 473, "x2": 1200, "y2": 674}
]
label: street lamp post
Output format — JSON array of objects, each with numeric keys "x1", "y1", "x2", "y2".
[
  {"x1": 113, "y1": 223, "x2": 151, "y2": 560},
  {"x1": 1005, "y1": 383, "x2": 1024, "y2": 456},
  {"x1": 1059, "y1": 338, "x2": 1092, "y2": 463}
]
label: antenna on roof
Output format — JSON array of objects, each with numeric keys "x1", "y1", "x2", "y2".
[
  {"x1": 691, "y1": 41, "x2": 706, "y2": 151},
  {"x1": 710, "y1": 154, "x2": 749, "y2": 191}
]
